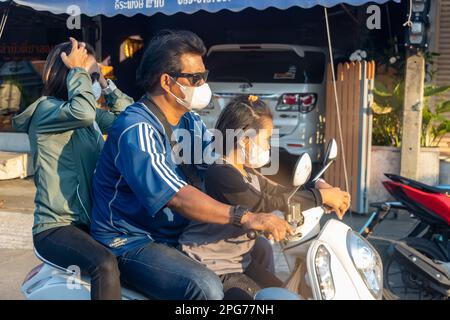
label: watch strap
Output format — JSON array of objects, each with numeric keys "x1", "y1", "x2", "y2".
[
  {"x1": 232, "y1": 205, "x2": 248, "y2": 227},
  {"x1": 102, "y1": 79, "x2": 117, "y2": 95}
]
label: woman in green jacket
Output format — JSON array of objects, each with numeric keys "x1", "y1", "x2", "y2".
[{"x1": 12, "y1": 38, "x2": 133, "y2": 300}]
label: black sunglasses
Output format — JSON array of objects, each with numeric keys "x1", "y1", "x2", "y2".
[{"x1": 168, "y1": 70, "x2": 209, "y2": 86}]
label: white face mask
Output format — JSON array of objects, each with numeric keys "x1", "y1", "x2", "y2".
[
  {"x1": 92, "y1": 81, "x2": 102, "y2": 101},
  {"x1": 241, "y1": 138, "x2": 271, "y2": 168},
  {"x1": 168, "y1": 78, "x2": 212, "y2": 110}
]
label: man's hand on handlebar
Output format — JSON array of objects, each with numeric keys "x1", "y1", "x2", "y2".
[{"x1": 241, "y1": 212, "x2": 293, "y2": 242}]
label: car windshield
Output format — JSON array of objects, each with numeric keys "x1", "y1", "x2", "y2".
[{"x1": 206, "y1": 50, "x2": 326, "y2": 84}]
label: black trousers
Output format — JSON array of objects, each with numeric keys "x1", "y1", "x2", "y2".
[
  {"x1": 33, "y1": 224, "x2": 121, "y2": 300},
  {"x1": 220, "y1": 259, "x2": 283, "y2": 300},
  {"x1": 221, "y1": 237, "x2": 282, "y2": 300}
]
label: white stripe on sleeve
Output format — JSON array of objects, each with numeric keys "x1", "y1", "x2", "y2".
[
  {"x1": 148, "y1": 126, "x2": 187, "y2": 186},
  {"x1": 138, "y1": 123, "x2": 180, "y2": 192},
  {"x1": 147, "y1": 125, "x2": 186, "y2": 189}
]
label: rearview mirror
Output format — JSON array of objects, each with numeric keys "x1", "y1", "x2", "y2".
[
  {"x1": 311, "y1": 138, "x2": 338, "y2": 183},
  {"x1": 292, "y1": 153, "x2": 312, "y2": 187},
  {"x1": 323, "y1": 139, "x2": 338, "y2": 165}
]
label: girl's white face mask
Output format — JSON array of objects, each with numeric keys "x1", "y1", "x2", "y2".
[
  {"x1": 240, "y1": 138, "x2": 271, "y2": 169},
  {"x1": 92, "y1": 81, "x2": 102, "y2": 101},
  {"x1": 168, "y1": 77, "x2": 212, "y2": 110}
]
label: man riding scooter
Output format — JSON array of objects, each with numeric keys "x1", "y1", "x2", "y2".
[{"x1": 90, "y1": 30, "x2": 351, "y2": 300}]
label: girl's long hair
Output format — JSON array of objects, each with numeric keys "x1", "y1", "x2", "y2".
[{"x1": 42, "y1": 41, "x2": 95, "y2": 100}]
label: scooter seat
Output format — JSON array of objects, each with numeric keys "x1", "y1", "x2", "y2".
[
  {"x1": 33, "y1": 248, "x2": 148, "y2": 300},
  {"x1": 385, "y1": 173, "x2": 447, "y2": 194},
  {"x1": 383, "y1": 180, "x2": 450, "y2": 226},
  {"x1": 34, "y1": 248, "x2": 77, "y2": 275}
]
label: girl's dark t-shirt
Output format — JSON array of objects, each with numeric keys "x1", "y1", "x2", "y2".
[{"x1": 179, "y1": 163, "x2": 322, "y2": 275}]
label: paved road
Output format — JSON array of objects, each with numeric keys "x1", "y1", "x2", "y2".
[
  {"x1": 0, "y1": 211, "x2": 33, "y2": 250},
  {"x1": 0, "y1": 178, "x2": 418, "y2": 300},
  {"x1": 0, "y1": 178, "x2": 35, "y2": 215},
  {"x1": 0, "y1": 210, "x2": 38, "y2": 300},
  {"x1": 0, "y1": 178, "x2": 37, "y2": 300}
]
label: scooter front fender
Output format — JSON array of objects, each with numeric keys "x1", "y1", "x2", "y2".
[{"x1": 306, "y1": 219, "x2": 379, "y2": 300}]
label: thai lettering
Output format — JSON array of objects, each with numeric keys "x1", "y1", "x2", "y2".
[{"x1": 114, "y1": 0, "x2": 145, "y2": 10}]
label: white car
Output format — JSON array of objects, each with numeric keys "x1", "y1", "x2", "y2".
[{"x1": 201, "y1": 44, "x2": 328, "y2": 162}]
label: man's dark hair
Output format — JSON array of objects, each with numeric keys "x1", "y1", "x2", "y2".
[{"x1": 136, "y1": 30, "x2": 207, "y2": 93}]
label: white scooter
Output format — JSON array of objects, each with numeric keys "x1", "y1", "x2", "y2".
[
  {"x1": 255, "y1": 139, "x2": 384, "y2": 300},
  {"x1": 21, "y1": 140, "x2": 383, "y2": 300}
]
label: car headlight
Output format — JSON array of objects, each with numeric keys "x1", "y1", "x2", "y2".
[
  {"x1": 347, "y1": 231, "x2": 383, "y2": 299},
  {"x1": 315, "y1": 245, "x2": 335, "y2": 300}
]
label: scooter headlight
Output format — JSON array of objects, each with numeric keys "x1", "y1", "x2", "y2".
[
  {"x1": 314, "y1": 245, "x2": 335, "y2": 300},
  {"x1": 347, "y1": 231, "x2": 383, "y2": 299}
]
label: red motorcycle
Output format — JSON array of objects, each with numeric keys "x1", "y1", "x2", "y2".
[{"x1": 363, "y1": 173, "x2": 450, "y2": 300}]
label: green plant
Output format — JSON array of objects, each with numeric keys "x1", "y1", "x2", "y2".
[
  {"x1": 421, "y1": 85, "x2": 450, "y2": 147},
  {"x1": 372, "y1": 81, "x2": 404, "y2": 147},
  {"x1": 372, "y1": 81, "x2": 450, "y2": 147}
]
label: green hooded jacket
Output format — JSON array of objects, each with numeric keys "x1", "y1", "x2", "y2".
[{"x1": 12, "y1": 67, "x2": 133, "y2": 235}]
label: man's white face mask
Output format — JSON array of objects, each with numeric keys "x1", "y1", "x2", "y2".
[
  {"x1": 92, "y1": 80, "x2": 102, "y2": 101},
  {"x1": 168, "y1": 77, "x2": 212, "y2": 110}
]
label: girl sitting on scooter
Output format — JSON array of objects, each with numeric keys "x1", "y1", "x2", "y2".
[
  {"x1": 12, "y1": 38, "x2": 133, "y2": 300},
  {"x1": 179, "y1": 95, "x2": 350, "y2": 299}
]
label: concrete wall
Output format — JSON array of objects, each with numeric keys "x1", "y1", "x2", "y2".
[
  {"x1": 440, "y1": 158, "x2": 450, "y2": 186},
  {"x1": 0, "y1": 133, "x2": 30, "y2": 153},
  {"x1": 0, "y1": 133, "x2": 32, "y2": 180},
  {"x1": 369, "y1": 146, "x2": 440, "y2": 205},
  {"x1": 0, "y1": 152, "x2": 33, "y2": 180}
]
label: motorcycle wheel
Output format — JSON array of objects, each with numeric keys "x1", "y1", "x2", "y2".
[{"x1": 383, "y1": 237, "x2": 448, "y2": 300}]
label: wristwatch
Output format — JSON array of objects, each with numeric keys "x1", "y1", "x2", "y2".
[
  {"x1": 232, "y1": 205, "x2": 249, "y2": 227},
  {"x1": 101, "y1": 79, "x2": 117, "y2": 96}
]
